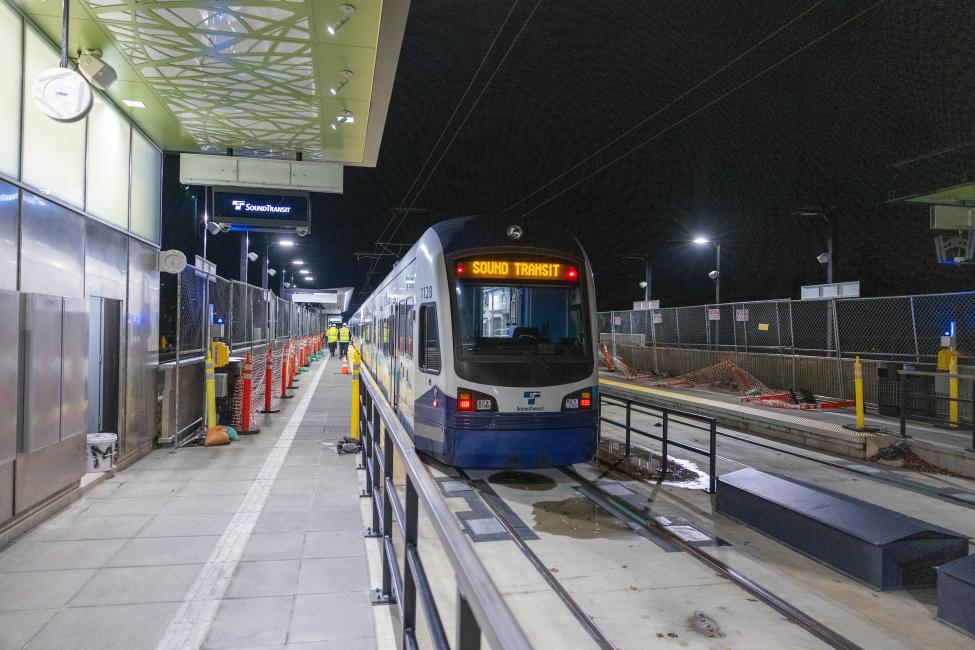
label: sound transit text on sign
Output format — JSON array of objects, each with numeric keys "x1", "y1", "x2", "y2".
[{"x1": 462, "y1": 260, "x2": 573, "y2": 280}]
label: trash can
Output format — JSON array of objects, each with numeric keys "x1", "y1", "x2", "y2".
[{"x1": 87, "y1": 433, "x2": 117, "y2": 472}]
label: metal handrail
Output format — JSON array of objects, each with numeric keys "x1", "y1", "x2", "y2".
[
  {"x1": 358, "y1": 367, "x2": 532, "y2": 650},
  {"x1": 599, "y1": 392, "x2": 718, "y2": 493}
]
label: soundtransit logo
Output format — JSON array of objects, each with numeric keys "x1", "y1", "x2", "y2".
[
  {"x1": 231, "y1": 199, "x2": 292, "y2": 214},
  {"x1": 517, "y1": 391, "x2": 543, "y2": 412}
]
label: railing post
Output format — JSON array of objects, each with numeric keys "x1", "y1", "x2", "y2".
[
  {"x1": 709, "y1": 419, "x2": 717, "y2": 494},
  {"x1": 660, "y1": 411, "x2": 669, "y2": 475},
  {"x1": 371, "y1": 424, "x2": 395, "y2": 605},
  {"x1": 402, "y1": 478, "x2": 418, "y2": 648},
  {"x1": 899, "y1": 371, "x2": 908, "y2": 438},
  {"x1": 456, "y1": 590, "x2": 482, "y2": 650},
  {"x1": 624, "y1": 400, "x2": 631, "y2": 457}
]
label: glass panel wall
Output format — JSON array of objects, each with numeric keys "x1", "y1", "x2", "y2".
[
  {"x1": 86, "y1": 98, "x2": 130, "y2": 229},
  {"x1": 21, "y1": 28, "x2": 86, "y2": 209},
  {"x1": 0, "y1": 2, "x2": 21, "y2": 179},
  {"x1": 130, "y1": 128, "x2": 161, "y2": 244}
]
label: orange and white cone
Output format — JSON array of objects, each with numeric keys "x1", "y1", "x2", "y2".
[{"x1": 341, "y1": 355, "x2": 349, "y2": 375}]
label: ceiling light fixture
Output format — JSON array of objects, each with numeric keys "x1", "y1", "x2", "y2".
[
  {"x1": 305, "y1": 277, "x2": 315, "y2": 282},
  {"x1": 292, "y1": 260, "x2": 304, "y2": 265},
  {"x1": 123, "y1": 99, "x2": 145, "y2": 109},
  {"x1": 330, "y1": 110, "x2": 353, "y2": 130},
  {"x1": 327, "y1": 4, "x2": 356, "y2": 35},
  {"x1": 329, "y1": 70, "x2": 353, "y2": 95},
  {"x1": 299, "y1": 269, "x2": 310, "y2": 275},
  {"x1": 278, "y1": 239, "x2": 295, "y2": 247}
]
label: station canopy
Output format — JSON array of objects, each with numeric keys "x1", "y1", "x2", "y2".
[
  {"x1": 290, "y1": 286, "x2": 353, "y2": 315},
  {"x1": 11, "y1": 0, "x2": 408, "y2": 166}
]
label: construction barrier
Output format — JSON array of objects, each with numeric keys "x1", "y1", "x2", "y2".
[
  {"x1": 238, "y1": 352, "x2": 260, "y2": 434},
  {"x1": 262, "y1": 347, "x2": 280, "y2": 413}
]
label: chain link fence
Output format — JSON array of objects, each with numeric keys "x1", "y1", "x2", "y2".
[
  {"x1": 159, "y1": 265, "x2": 328, "y2": 444},
  {"x1": 599, "y1": 291, "x2": 975, "y2": 412}
]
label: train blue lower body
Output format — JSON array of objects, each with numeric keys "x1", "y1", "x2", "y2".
[{"x1": 413, "y1": 407, "x2": 598, "y2": 469}]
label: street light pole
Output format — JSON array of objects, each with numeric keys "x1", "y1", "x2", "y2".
[
  {"x1": 715, "y1": 242, "x2": 721, "y2": 304},
  {"x1": 622, "y1": 255, "x2": 652, "y2": 302}
]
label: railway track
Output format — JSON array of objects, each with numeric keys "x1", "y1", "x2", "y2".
[{"x1": 457, "y1": 464, "x2": 863, "y2": 650}]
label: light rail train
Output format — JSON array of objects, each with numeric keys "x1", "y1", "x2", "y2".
[{"x1": 350, "y1": 216, "x2": 599, "y2": 468}]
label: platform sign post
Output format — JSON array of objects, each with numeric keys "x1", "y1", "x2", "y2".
[
  {"x1": 949, "y1": 355, "x2": 959, "y2": 428},
  {"x1": 205, "y1": 350, "x2": 217, "y2": 430}
]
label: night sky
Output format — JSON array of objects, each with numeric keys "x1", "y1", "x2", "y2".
[{"x1": 163, "y1": 0, "x2": 975, "y2": 313}]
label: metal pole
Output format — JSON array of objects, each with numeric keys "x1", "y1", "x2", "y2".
[
  {"x1": 644, "y1": 258, "x2": 651, "y2": 302},
  {"x1": 661, "y1": 411, "x2": 669, "y2": 475},
  {"x1": 909, "y1": 296, "x2": 920, "y2": 362},
  {"x1": 826, "y1": 218, "x2": 834, "y2": 284},
  {"x1": 59, "y1": 0, "x2": 69, "y2": 68},
  {"x1": 715, "y1": 243, "x2": 721, "y2": 305},
  {"x1": 709, "y1": 420, "x2": 717, "y2": 494},
  {"x1": 624, "y1": 400, "x2": 631, "y2": 457},
  {"x1": 173, "y1": 271, "x2": 181, "y2": 450},
  {"x1": 261, "y1": 243, "x2": 269, "y2": 291}
]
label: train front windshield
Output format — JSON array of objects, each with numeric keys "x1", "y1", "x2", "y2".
[{"x1": 454, "y1": 281, "x2": 594, "y2": 386}]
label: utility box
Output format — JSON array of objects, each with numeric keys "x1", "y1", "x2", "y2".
[{"x1": 877, "y1": 362, "x2": 936, "y2": 418}]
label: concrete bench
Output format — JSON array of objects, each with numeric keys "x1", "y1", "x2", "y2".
[
  {"x1": 938, "y1": 554, "x2": 975, "y2": 636},
  {"x1": 716, "y1": 467, "x2": 968, "y2": 590}
]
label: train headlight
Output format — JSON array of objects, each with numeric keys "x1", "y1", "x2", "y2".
[{"x1": 563, "y1": 388, "x2": 593, "y2": 410}]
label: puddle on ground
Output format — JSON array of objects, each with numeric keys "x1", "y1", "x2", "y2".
[
  {"x1": 487, "y1": 471, "x2": 557, "y2": 491},
  {"x1": 532, "y1": 496, "x2": 631, "y2": 539}
]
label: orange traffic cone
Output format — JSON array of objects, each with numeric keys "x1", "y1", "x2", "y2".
[{"x1": 341, "y1": 355, "x2": 349, "y2": 375}]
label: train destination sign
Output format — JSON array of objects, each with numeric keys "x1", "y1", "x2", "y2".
[{"x1": 456, "y1": 259, "x2": 579, "y2": 281}]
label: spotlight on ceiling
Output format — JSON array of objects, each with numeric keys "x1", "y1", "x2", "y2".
[
  {"x1": 247, "y1": 251, "x2": 258, "y2": 262},
  {"x1": 327, "y1": 4, "x2": 356, "y2": 35},
  {"x1": 330, "y1": 110, "x2": 353, "y2": 130},
  {"x1": 329, "y1": 70, "x2": 353, "y2": 95},
  {"x1": 78, "y1": 50, "x2": 117, "y2": 91}
]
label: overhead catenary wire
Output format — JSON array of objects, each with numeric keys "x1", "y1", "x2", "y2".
[
  {"x1": 505, "y1": 0, "x2": 888, "y2": 221},
  {"x1": 360, "y1": 0, "x2": 526, "y2": 292},
  {"x1": 495, "y1": 0, "x2": 826, "y2": 219}
]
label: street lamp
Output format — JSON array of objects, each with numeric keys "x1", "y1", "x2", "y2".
[
  {"x1": 692, "y1": 237, "x2": 721, "y2": 304},
  {"x1": 622, "y1": 255, "x2": 652, "y2": 302},
  {"x1": 790, "y1": 207, "x2": 834, "y2": 283}
]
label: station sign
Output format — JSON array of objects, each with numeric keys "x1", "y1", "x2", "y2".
[
  {"x1": 455, "y1": 259, "x2": 579, "y2": 281},
  {"x1": 213, "y1": 186, "x2": 310, "y2": 230}
]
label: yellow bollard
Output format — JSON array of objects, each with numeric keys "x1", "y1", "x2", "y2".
[
  {"x1": 949, "y1": 354, "x2": 959, "y2": 428},
  {"x1": 854, "y1": 356, "x2": 865, "y2": 430},
  {"x1": 350, "y1": 346, "x2": 360, "y2": 440},
  {"x1": 205, "y1": 349, "x2": 217, "y2": 429}
]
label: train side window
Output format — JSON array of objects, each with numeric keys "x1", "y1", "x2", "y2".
[
  {"x1": 418, "y1": 303, "x2": 441, "y2": 374},
  {"x1": 406, "y1": 302, "x2": 415, "y2": 359}
]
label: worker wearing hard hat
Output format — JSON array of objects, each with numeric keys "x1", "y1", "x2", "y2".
[
  {"x1": 326, "y1": 323, "x2": 339, "y2": 357},
  {"x1": 339, "y1": 322, "x2": 351, "y2": 358}
]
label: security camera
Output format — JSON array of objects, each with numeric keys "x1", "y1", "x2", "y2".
[
  {"x1": 296, "y1": 227, "x2": 310, "y2": 237},
  {"x1": 247, "y1": 252, "x2": 258, "y2": 262},
  {"x1": 638, "y1": 281, "x2": 648, "y2": 289},
  {"x1": 816, "y1": 252, "x2": 831, "y2": 265},
  {"x1": 78, "y1": 50, "x2": 117, "y2": 91},
  {"x1": 267, "y1": 268, "x2": 277, "y2": 277},
  {"x1": 708, "y1": 270, "x2": 720, "y2": 281},
  {"x1": 205, "y1": 221, "x2": 222, "y2": 235}
]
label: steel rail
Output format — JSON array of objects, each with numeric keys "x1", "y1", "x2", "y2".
[
  {"x1": 558, "y1": 465, "x2": 864, "y2": 650},
  {"x1": 459, "y1": 471, "x2": 618, "y2": 650}
]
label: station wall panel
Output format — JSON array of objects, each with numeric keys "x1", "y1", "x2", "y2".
[
  {"x1": 130, "y1": 129, "x2": 161, "y2": 244},
  {"x1": 0, "y1": 180, "x2": 16, "y2": 292},
  {"x1": 20, "y1": 191, "x2": 85, "y2": 299},
  {"x1": 85, "y1": 220, "x2": 128, "y2": 301},
  {"x1": 0, "y1": 290, "x2": 18, "y2": 525},
  {"x1": 0, "y1": 1, "x2": 21, "y2": 179},
  {"x1": 123, "y1": 238, "x2": 159, "y2": 456},
  {"x1": 86, "y1": 99, "x2": 131, "y2": 229},
  {"x1": 20, "y1": 28, "x2": 85, "y2": 209}
]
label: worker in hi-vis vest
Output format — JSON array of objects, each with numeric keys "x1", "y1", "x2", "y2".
[
  {"x1": 327, "y1": 323, "x2": 339, "y2": 357},
  {"x1": 339, "y1": 323, "x2": 351, "y2": 358}
]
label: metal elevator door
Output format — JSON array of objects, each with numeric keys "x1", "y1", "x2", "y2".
[{"x1": 87, "y1": 297, "x2": 121, "y2": 434}]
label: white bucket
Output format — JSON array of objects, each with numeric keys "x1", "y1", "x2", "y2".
[{"x1": 87, "y1": 433, "x2": 117, "y2": 473}]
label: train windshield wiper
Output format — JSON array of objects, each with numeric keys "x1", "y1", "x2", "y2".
[{"x1": 516, "y1": 348, "x2": 549, "y2": 370}]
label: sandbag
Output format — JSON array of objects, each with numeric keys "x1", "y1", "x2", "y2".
[
  {"x1": 204, "y1": 426, "x2": 230, "y2": 447},
  {"x1": 225, "y1": 426, "x2": 239, "y2": 441}
]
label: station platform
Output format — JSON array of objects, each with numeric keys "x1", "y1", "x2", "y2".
[
  {"x1": 0, "y1": 355, "x2": 379, "y2": 650},
  {"x1": 600, "y1": 373, "x2": 975, "y2": 478}
]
